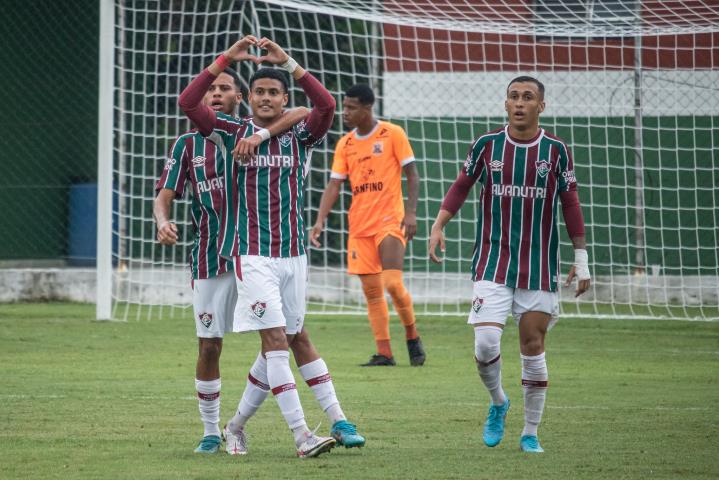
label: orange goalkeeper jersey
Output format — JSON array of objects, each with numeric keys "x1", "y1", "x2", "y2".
[{"x1": 331, "y1": 121, "x2": 416, "y2": 237}]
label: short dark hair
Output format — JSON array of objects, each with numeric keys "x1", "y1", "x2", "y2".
[
  {"x1": 249, "y1": 68, "x2": 289, "y2": 93},
  {"x1": 222, "y1": 67, "x2": 243, "y2": 92},
  {"x1": 507, "y1": 76, "x2": 545, "y2": 99},
  {"x1": 345, "y1": 84, "x2": 375, "y2": 106}
]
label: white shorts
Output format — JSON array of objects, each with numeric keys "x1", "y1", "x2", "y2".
[
  {"x1": 232, "y1": 255, "x2": 307, "y2": 335},
  {"x1": 467, "y1": 280, "x2": 559, "y2": 329},
  {"x1": 192, "y1": 270, "x2": 237, "y2": 338}
]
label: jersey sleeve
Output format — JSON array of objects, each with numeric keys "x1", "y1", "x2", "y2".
[
  {"x1": 556, "y1": 142, "x2": 578, "y2": 192},
  {"x1": 392, "y1": 125, "x2": 416, "y2": 166},
  {"x1": 463, "y1": 136, "x2": 488, "y2": 181},
  {"x1": 330, "y1": 137, "x2": 349, "y2": 180},
  {"x1": 155, "y1": 135, "x2": 189, "y2": 198},
  {"x1": 292, "y1": 118, "x2": 326, "y2": 148}
]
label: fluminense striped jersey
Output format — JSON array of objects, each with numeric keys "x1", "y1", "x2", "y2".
[
  {"x1": 156, "y1": 130, "x2": 230, "y2": 279},
  {"x1": 463, "y1": 125, "x2": 578, "y2": 292},
  {"x1": 209, "y1": 113, "x2": 325, "y2": 258}
]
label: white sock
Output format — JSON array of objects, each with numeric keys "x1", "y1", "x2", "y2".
[
  {"x1": 474, "y1": 326, "x2": 506, "y2": 406},
  {"x1": 195, "y1": 378, "x2": 221, "y2": 437},
  {"x1": 227, "y1": 352, "x2": 270, "y2": 434},
  {"x1": 265, "y1": 350, "x2": 308, "y2": 444},
  {"x1": 299, "y1": 358, "x2": 346, "y2": 425},
  {"x1": 521, "y1": 352, "x2": 548, "y2": 437}
]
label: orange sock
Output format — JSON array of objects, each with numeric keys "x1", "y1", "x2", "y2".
[
  {"x1": 382, "y1": 269, "x2": 418, "y2": 340},
  {"x1": 360, "y1": 274, "x2": 392, "y2": 358}
]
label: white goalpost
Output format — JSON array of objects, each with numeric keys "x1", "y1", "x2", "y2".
[{"x1": 98, "y1": 0, "x2": 719, "y2": 320}]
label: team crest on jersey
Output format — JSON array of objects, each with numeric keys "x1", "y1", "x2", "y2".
[
  {"x1": 191, "y1": 156, "x2": 206, "y2": 168},
  {"x1": 278, "y1": 132, "x2": 292, "y2": 148},
  {"x1": 198, "y1": 312, "x2": 213, "y2": 328},
  {"x1": 536, "y1": 160, "x2": 551, "y2": 178},
  {"x1": 472, "y1": 296, "x2": 484, "y2": 314},
  {"x1": 373, "y1": 142, "x2": 383, "y2": 155},
  {"x1": 164, "y1": 158, "x2": 176, "y2": 170},
  {"x1": 251, "y1": 301, "x2": 267, "y2": 318},
  {"x1": 489, "y1": 160, "x2": 504, "y2": 172}
]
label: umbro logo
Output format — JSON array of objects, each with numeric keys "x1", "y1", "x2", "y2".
[
  {"x1": 192, "y1": 156, "x2": 206, "y2": 168},
  {"x1": 489, "y1": 160, "x2": 504, "y2": 172}
]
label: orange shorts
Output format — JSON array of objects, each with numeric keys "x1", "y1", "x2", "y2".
[{"x1": 347, "y1": 226, "x2": 406, "y2": 275}]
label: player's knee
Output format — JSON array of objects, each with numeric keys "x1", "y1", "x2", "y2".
[
  {"x1": 520, "y1": 336, "x2": 544, "y2": 356},
  {"x1": 474, "y1": 325, "x2": 503, "y2": 364},
  {"x1": 360, "y1": 274, "x2": 384, "y2": 302},
  {"x1": 198, "y1": 338, "x2": 222, "y2": 363},
  {"x1": 384, "y1": 277, "x2": 406, "y2": 298}
]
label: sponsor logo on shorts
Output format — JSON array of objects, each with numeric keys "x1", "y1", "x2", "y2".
[
  {"x1": 251, "y1": 301, "x2": 267, "y2": 318},
  {"x1": 472, "y1": 296, "x2": 484, "y2": 314},
  {"x1": 198, "y1": 312, "x2": 213, "y2": 328}
]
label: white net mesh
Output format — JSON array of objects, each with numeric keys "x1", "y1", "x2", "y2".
[{"x1": 107, "y1": 0, "x2": 719, "y2": 320}]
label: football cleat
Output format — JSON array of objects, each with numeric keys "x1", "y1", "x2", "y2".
[
  {"x1": 296, "y1": 431, "x2": 336, "y2": 458},
  {"x1": 406, "y1": 337, "x2": 426, "y2": 366},
  {"x1": 520, "y1": 434, "x2": 544, "y2": 453},
  {"x1": 331, "y1": 420, "x2": 366, "y2": 448},
  {"x1": 193, "y1": 434, "x2": 221, "y2": 454},
  {"x1": 222, "y1": 425, "x2": 248, "y2": 455},
  {"x1": 360, "y1": 354, "x2": 396, "y2": 366},
  {"x1": 483, "y1": 397, "x2": 510, "y2": 447}
]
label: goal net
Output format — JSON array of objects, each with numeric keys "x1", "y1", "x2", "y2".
[{"x1": 102, "y1": 0, "x2": 719, "y2": 320}]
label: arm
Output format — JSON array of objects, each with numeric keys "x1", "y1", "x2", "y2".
[
  {"x1": 154, "y1": 189, "x2": 178, "y2": 245},
  {"x1": 178, "y1": 36, "x2": 259, "y2": 136},
  {"x1": 255, "y1": 37, "x2": 336, "y2": 140},
  {"x1": 402, "y1": 162, "x2": 420, "y2": 241},
  {"x1": 428, "y1": 171, "x2": 479, "y2": 263},
  {"x1": 560, "y1": 190, "x2": 590, "y2": 297},
  {"x1": 310, "y1": 178, "x2": 343, "y2": 247},
  {"x1": 232, "y1": 107, "x2": 311, "y2": 162}
]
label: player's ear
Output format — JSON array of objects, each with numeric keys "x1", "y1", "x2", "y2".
[
  {"x1": 282, "y1": 93, "x2": 288, "y2": 107},
  {"x1": 538, "y1": 100, "x2": 545, "y2": 113}
]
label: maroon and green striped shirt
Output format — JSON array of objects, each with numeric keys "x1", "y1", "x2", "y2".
[
  {"x1": 155, "y1": 130, "x2": 230, "y2": 279},
  {"x1": 445, "y1": 126, "x2": 578, "y2": 292},
  {"x1": 208, "y1": 116, "x2": 323, "y2": 258}
]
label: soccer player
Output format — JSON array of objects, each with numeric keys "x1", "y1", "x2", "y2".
[
  {"x1": 154, "y1": 66, "x2": 309, "y2": 454},
  {"x1": 178, "y1": 36, "x2": 364, "y2": 458},
  {"x1": 428, "y1": 76, "x2": 591, "y2": 453},
  {"x1": 310, "y1": 84, "x2": 425, "y2": 367}
]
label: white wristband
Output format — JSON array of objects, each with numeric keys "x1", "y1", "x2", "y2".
[
  {"x1": 574, "y1": 249, "x2": 591, "y2": 281},
  {"x1": 280, "y1": 56, "x2": 299, "y2": 73},
  {"x1": 254, "y1": 128, "x2": 271, "y2": 142}
]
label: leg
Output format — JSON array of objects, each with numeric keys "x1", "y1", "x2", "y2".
[
  {"x1": 468, "y1": 280, "x2": 513, "y2": 448},
  {"x1": 290, "y1": 329, "x2": 366, "y2": 448},
  {"x1": 379, "y1": 234, "x2": 425, "y2": 365},
  {"x1": 359, "y1": 273, "x2": 394, "y2": 364},
  {"x1": 517, "y1": 311, "x2": 551, "y2": 453},
  {"x1": 224, "y1": 350, "x2": 269, "y2": 455}
]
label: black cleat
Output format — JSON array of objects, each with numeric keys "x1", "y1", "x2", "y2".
[
  {"x1": 360, "y1": 354, "x2": 396, "y2": 366},
  {"x1": 407, "y1": 337, "x2": 426, "y2": 366}
]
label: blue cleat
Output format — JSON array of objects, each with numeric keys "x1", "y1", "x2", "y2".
[
  {"x1": 519, "y1": 434, "x2": 544, "y2": 453},
  {"x1": 331, "y1": 420, "x2": 366, "y2": 448},
  {"x1": 193, "y1": 435, "x2": 221, "y2": 454},
  {"x1": 482, "y1": 397, "x2": 510, "y2": 447}
]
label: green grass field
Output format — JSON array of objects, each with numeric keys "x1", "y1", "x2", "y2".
[{"x1": 1, "y1": 303, "x2": 717, "y2": 479}]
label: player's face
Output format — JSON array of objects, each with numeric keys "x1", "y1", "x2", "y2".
[
  {"x1": 342, "y1": 97, "x2": 371, "y2": 129},
  {"x1": 204, "y1": 73, "x2": 242, "y2": 115},
  {"x1": 248, "y1": 78, "x2": 288, "y2": 122},
  {"x1": 505, "y1": 82, "x2": 545, "y2": 132}
]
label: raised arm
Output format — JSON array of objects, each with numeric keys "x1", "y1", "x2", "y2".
[
  {"x1": 310, "y1": 178, "x2": 343, "y2": 247},
  {"x1": 178, "y1": 36, "x2": 259, "y2": 135},
  {"x1": 255, "y1": 37, "x2": 336, "y2": 140}
]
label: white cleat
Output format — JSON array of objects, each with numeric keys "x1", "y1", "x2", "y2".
[
  {"x1": 223, "y1": 425, "x2": 248, "y2": 456},
  {"x1": 296, "y1": 432, "x2": 336, "y2": 458}
]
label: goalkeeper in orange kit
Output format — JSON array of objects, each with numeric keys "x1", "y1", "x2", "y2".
[{"x1": 311, "y1": 84, "x2": 425, "y2": 367}]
